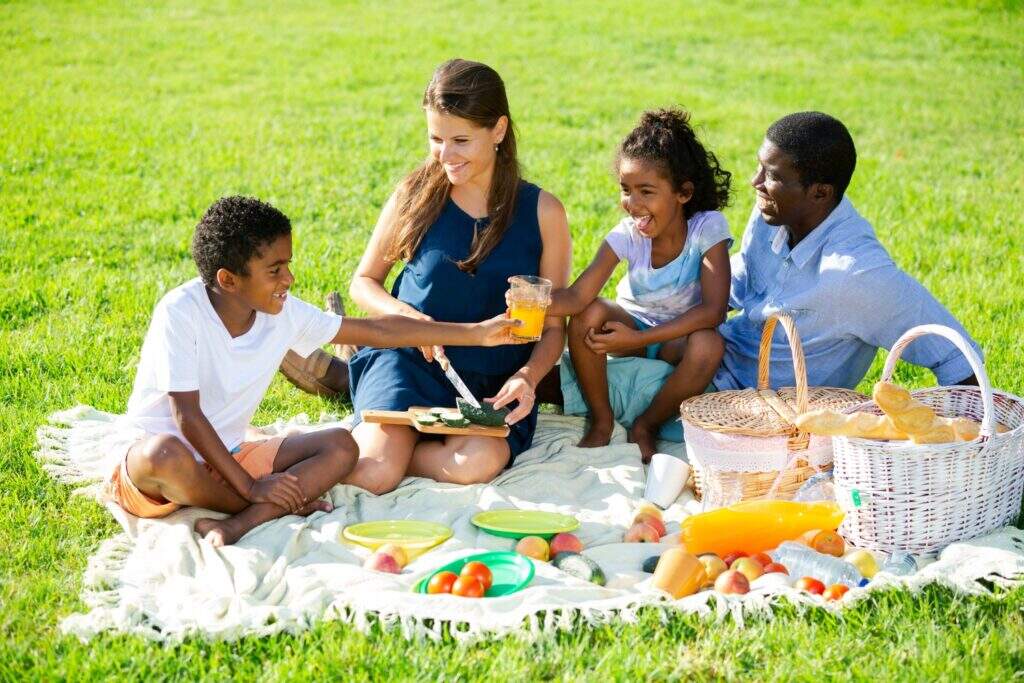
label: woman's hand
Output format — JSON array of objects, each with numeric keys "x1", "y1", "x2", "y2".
[
  {"x1": 486, "y1": 370, "x2": 536, "y2": 425},
  {"x1": 584, "y1": 321, "x2": 644, "y2": 355}
]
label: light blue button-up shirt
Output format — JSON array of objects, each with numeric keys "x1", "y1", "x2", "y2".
[{"x1": 713, "y1": 198, "x2": 980, "y2": 391}]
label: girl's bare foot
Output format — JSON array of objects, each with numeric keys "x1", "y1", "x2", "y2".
[
  {"x1": 628, "y1": 420, "x2": 658, "y2": 463},
  {"x1": 578, "y1": 418, "x2": 614, "y2": 448}
]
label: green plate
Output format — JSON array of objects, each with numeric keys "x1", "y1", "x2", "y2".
[
  {"x1": 342, "y1": 520, "x2": 452, "y2": 559},
  {"x1": 471, "y1": 509, "x2": 579, "y2": 539},
  {"x1": 414, "y1": 551, "x2": 535, "y2": 597}
]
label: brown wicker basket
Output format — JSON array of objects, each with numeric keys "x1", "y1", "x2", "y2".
[{"x1": 680, "y1": 313, "x2": 865, "y2": 503}]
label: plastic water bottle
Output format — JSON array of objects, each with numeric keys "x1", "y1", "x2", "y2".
[
  {"x1": 770, "y1": 541, "x2": 865, "y2": 587},
  {"x1": 879, "y1": 552, "x2": 918, "y2": 576}
]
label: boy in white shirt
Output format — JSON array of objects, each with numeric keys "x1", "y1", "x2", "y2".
[{"x1": 108, "y1": 196, "x2": 521, "y2": 545}]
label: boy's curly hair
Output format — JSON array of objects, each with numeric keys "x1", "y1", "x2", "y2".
[
  {"x1": 191, "y1": 196, "x2": 292, "y2": 286},
  {"x1": 616, "y1": 108, "x2": 732, "y2": 218}
]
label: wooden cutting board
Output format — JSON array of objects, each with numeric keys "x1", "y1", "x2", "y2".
[{"x1": 361, "y1": 406, "x2": 510, "y2": 438}]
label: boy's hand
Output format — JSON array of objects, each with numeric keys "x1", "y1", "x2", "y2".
[
  {"x1": 248, "y1": 473, "x2": 306, "y2": 512},
  {"x1": 585, "y1": 321, "x2": 643, "y2": 355},
  {"x1": 478, "y1": 313, "x2": 528, "y2": 346}
]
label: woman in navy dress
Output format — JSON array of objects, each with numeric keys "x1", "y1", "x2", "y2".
[{"x1": 345, "y1": 59, "x2": 571, "y2": 495}]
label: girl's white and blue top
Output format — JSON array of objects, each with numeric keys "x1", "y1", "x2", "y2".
[{"x1": 604, "y1": 211, "x2": 732, "y2": 328}]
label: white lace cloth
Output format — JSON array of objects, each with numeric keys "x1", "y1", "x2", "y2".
[{"x1": 36, "y1": 406, "x2": 1024, "y2": 643}]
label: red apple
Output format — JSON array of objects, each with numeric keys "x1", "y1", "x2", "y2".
[
  {"x1": 549, "y1": 532, "x2": 584, "y2": 555},
  {"x1": 363, "y1": 551, "x2": 401, "y2": 574},
  {"x1": 730, "y1": 557, "x2": 764, "y2": 582},
  {"x1": 624, "y1": 521, "x2": 660, "y2": 543},
  {"x1": 722, "y1": 551, "x2": 748, "y2": 567},
  {"x1": 714, "y1": 569, "x2": 750, "y2": 595},
  {"x1": 632, "y1": 513, "x2": 667, "y2": 538},
  {"x1": 516, "y1": 536, "x2": 550, "y2": 561}
]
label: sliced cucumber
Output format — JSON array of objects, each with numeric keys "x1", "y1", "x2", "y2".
[
  {"x1": 429, "y1": 407, "x2": 448, "y2": 416},
  {"x1": 415, "y1": 414, "x2": 440, "y2": 426},
  {"x1": 440, "y1": 412, "x2": 470, "y2": 428},
  {"x1": 457, "y1": 398, "x2": 509, "y2": 427}
]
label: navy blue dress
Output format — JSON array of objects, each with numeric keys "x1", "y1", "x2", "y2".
[{"x1": 349, "y1": 181, "x2": 544, "y2": 462}]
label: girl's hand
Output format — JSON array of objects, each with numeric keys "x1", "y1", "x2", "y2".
[
  {"x1": 486, "y1": 370, "x2": 536, "y2": 425},
  {"x1": 584, "y1": 321, "x2": 644, "y2": 355}
]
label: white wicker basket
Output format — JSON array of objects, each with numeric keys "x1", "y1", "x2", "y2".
[{"x1": 832, "y1": 324, "x2": 1024, "y2": 556}]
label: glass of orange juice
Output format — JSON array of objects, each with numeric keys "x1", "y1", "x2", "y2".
[{"x1": 507, "y1": 275, "x2": 551, "y2": 341}]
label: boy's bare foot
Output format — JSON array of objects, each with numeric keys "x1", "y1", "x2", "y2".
[
  {"x1": 628, "y1": 420, "x2": 658, "y2": 463},
  {"x1": 194, "y1": 500, "x2": 333, "y2": 547},
  {"x1": 578, "y1": 418, "x2": 614, "y2": 449}
]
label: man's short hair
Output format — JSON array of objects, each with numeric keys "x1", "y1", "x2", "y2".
[
  {"x1": 191, "y1": 196, "x2": 291, "y2": 286},
  {"x1": 766, "y1": 112, "x2": 857, "y2": 201}
]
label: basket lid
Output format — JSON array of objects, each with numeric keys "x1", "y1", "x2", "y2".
[{"x1": 680, "y1": 386, "x2": 865, "y2": 437}]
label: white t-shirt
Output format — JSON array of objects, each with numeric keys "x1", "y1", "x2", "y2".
[
  {"x1": 605, "y1": 210, "x2": 732, "y2": 327},
  {"x1": 125, "y1": 278, "x2": 342, "y2": 458}
]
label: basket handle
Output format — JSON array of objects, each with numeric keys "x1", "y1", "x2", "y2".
[
  {"x1": 881, "y1": 324, "x2": 995, "y2": 437},
  {"x1": 756, "y1": 312, "x2": 809, "y2": 414}
]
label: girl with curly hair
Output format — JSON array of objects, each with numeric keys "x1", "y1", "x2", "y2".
[{"x1": 545, "y1": 108, "x2": 733, "y2": 461}]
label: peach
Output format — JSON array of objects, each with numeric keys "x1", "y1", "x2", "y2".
[
  {"x1": 750, "y1": 552, "x2": 773, "y2": 568},
  {"x1": 633, "y1": 513, "x2": 667, "y2": 538},
  {"x1": 550, "y1": 532, "x2": 584, "y2": 555},
  {"x1": 697, "y1": 554, "x2": 728, "y2": 583},
  {"x1": 363, "y1": 551, "x2": 401, "y2": 574},
  {"x1": 810, "y1": 530, "x2": 845, "y2": 557},
  {"x1": 624, "y1": 521, "x2": 660, "y2": 543},
  {"x1": 798, "y1": 529, "x2": 823, "y2": 546},
  {"x1": 515, "y1": 535, "x2": 550, "y2": 562},
  {"x1": 730, "y1": 557, "x2": 764, "y2": 582},
  {"x1": 635, "y1": 501, "x2": 664, "y2": 521},
  {"x1": 376, "y1": 543, "x2": 408, "y2": 568},
  {"x1": 762, "y1": 562, "x2": 789, "y2": 575},
  {"x1": 714, "y1": 569, "x2": 750, "y2": 595},
  {"x1": 721, "y1": 551, "x2": 747, "y2": 567}
]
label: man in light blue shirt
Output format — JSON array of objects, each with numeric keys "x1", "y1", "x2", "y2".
[
  {"x1": 553, "y1": 111, "x2": 978, "y2": 441},
  {"x1": 715, "y1": 111, "x2": 978, "y2": 391}
]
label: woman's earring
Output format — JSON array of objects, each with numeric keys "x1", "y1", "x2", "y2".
[{"x1": 494, "y1": 143, "x2": 499, "y2": 152}]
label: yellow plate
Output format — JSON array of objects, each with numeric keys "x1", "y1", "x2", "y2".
[
  {"x1": 471, "y1": 509, "x2": 579, "y2": 539},
  {"x1": 342, "y1": 520, "x2": 453, "y2": 559}
]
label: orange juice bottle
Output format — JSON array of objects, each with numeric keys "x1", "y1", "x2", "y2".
[
  {"x1": 679, "y1": 500, "x2": 845, "y2": 557},
  {"x1": 510, "y1": 301, "x2": 547, "y2": 340}
]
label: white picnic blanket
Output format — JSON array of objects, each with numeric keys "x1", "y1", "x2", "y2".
[{"x1": 37, "y1": 406, "x2": 1024, "y2": 643}]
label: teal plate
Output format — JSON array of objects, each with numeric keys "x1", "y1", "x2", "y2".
[{"x1": 414, "y1": 551, "x2": 535, "y2": 597}]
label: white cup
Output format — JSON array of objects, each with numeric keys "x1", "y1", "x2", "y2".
[{"x1": 644, "y1": 453, "x2": 691, "y2": 508}]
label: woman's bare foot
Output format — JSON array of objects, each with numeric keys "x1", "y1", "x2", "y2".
[
  {"x1": 194, "y1": 500, "x2": 334, "y2": 547},
  {"x1": 578, "y1": 418, "x2": 614, "y2": 448},
  {"x1": 628, "y1": 420, "x2": 658, "y2": 463}
]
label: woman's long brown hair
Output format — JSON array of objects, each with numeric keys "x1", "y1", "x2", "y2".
[{"x1": 386, "y1": 59, "x2": 522, "y2": 273}]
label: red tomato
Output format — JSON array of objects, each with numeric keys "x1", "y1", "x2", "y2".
[
  {"x1": 751, "y1": 552, "x2": 773, "y2": 568},
  {"x1": 451, "y1": 575, "x2": 485, "y2": 598},
  {"x1": 795, "y1": 577, "x2": 826, "y2": 595},
  {"x1": 459, "y1": 561, "x2": 494, "y2": 590},
  {"x1": 427, "y1": 571, "x2": 458, "y2": 594},
  {"x1": 823, "y1": 584, "x2": 850, "y2": 601}
]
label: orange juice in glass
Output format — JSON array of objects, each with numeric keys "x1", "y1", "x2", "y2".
[{"x1": 507, "y1": 275, "x2": 551, "y2": 341}]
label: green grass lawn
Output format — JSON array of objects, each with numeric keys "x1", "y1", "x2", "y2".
[{"x1": 3, "y1": 0, "x2": 1024, "y2": 679}]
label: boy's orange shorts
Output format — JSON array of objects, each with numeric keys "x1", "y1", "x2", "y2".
[{"x1": 106, "y1": 437, "x2": 284, "y2": 519}]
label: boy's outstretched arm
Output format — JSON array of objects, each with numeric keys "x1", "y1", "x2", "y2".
[
  {"x1": 332, "y1": 313, "x2": 524, "y2": 349},
  {"x1": 169, "y1": 392, "x2": 306, "y2": 511},
  {"x1": 545, "y1": 243, "x2": 620, "y2": 316}
]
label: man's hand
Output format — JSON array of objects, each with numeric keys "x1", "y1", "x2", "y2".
[
  {"x1": 477, "y1": 313, "x2": 528, "y2": 347},
  {"x1": 247, "y1": 473, "x2": 306, "y2": 512},
  {"x1": 584, "y1": 321, "x2": 644, "y2": 355}
]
